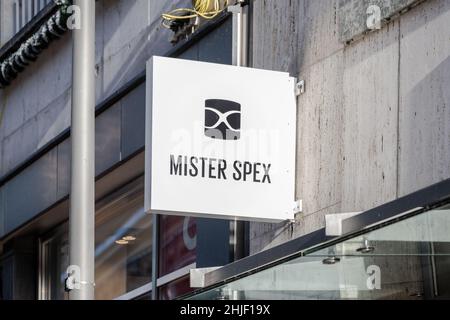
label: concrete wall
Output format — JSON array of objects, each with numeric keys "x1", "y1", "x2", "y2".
[
  {"x1": 249, "y1": 0, "x2": 450, "y2": 254},
  {"x1": 0, "y1": 0, "x2": 189, "y2": 177},
  {"x1": 0, "y1": 0, "x2": 448, "y2": 257},
  {"x1": 0, "y1": 0, "x2": 15, "y2": 47}
]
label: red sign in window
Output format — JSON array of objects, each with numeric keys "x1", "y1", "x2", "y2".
[{"x1": 159, "y1": 215, "x2": 197, "y2": 277}]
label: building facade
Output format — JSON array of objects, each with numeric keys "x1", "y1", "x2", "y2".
[{"x1": 0, "y1": 0, "x2": 449, "y2": 300}]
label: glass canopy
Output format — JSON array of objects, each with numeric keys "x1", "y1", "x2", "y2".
[{"x1": 186, "y1": 203, "x2": 450, "y2": 300}]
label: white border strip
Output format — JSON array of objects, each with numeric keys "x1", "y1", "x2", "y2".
[
  {"x1": 157, "y1": 263, "x2": 196, "y2": 287},
  {"x1": 114, "y1": 263, "x2": 197, "y2": 300}
]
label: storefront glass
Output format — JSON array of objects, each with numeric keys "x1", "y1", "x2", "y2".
[
  {"x1": 159, "y1": 215, "x2": 197, "y2": 277},
  {"x1": 40, "y1": 227, "x2": 69, "y2": 300},
  {"x1": 159, "y1": 276, "x2": 192, "y2": 300},
  {"x1": 187, "y1": 204, "x2": 450, "y2": 300},
  {"x1": 39, "y1": 177, "x2": 152, "y2": 300},
  {"x1": 95, "y1": 177, "x2": 152, "y2": 300}
]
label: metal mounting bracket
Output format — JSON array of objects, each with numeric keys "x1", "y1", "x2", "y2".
[
  {"x1": 228, "y1": 0, "x2": 248, "y2": 14},
  {"x1": 293, "y1": 199, "x2": 303, "y2": 215},
  {"x1": 227, "y1": 5, "x2": 241, "y2": 14},
  {"x1": 190, "y1": 267, "x2": 223, "y2": 288},
  {"x1": 325, "y1": 212, "x2": 362, "y2": 236},
  {"x1": 295, "y1": 80, "x2": 306, "y2": 96}
]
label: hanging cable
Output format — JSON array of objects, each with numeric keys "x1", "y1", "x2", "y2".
[{"x1": 161, "y1": 0, "x2": 229, "y2": 29}]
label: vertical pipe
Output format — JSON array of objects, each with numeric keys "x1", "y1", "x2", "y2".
[
  {"x1": 230, "y1": 1, "x2": 249, "y2": 261},
  {"x1": 69, "y1": 0, "x2": 96, "y2": 301},
  {"x1": 231, "y1": 2, "x2": 248, "y2": 67},
  {"x1": 151, "y1": 214, "x2": 160, "y2": 300}
]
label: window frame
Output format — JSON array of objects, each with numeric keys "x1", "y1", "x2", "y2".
[{"x1": 38, "y1": 222, "x2": 69, "y2": 300}]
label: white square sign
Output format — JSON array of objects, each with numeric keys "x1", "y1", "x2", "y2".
[{"x1": 145, "y1": 56, "x2": 297, "y2": 222}]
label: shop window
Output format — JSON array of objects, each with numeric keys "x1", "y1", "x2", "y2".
[
  {"x1": 159, "y1": 215, "x2": 197, "y2": 277},
  {"x1": 39, "y1": 176, "x2": 152, "y2": 300},
  {"x1": 95, "y1": 177, "x2": 152, "y2": 300},
  {"x1": 39, "y1": 226, "x2": 69, "y2": 300}
]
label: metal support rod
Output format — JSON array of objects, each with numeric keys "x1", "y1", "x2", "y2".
[
  {"x1": 69, "y1": 0, "x2": 96, "y2": 300},
  {"x1": 231, "y1": 2, "x2": 249, "y2": 67},
  {"x1": 230, "y1": 1, "x2": 249, "y2": 261},
  {"x1": 151, "y1": 214, "x2": 160, "y2": 300}
]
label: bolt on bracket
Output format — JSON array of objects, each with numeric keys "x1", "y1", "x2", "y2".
[
  {"x1": 293, "y1": 199, "x2": 303, "y2": 215},
  {"x1": 295, "y1": 80, "x2": 306, "y2": 96}
]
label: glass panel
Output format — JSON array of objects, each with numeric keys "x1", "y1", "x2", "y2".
[
  {"x1": 39, "y1": 177, "x2": 152, "y2": 300},
  {"x1": 188, "y1": 204, "x2": 450, "y2": 300},
  {"x1": 95, "y1": 178, "x2": 152, "y2": 300},
  {"x1": 159, "y1": 276, "x2": 192, "y2": 300},
  {"x1": 40, "y1": 226, "x2": 69, "y2": 300},
  {"x1": 134, "y1": 292, "x2": 152, "y2": 300},
  {"x1": 159, "y1": 216, "x2": 197, "y2": 277}
]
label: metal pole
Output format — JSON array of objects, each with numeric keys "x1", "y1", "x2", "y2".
[
  {"x1": 69, "y1": 0, "x2": 96, "y2": 300},
  {"x1": 151, "y1": 214, "x2": 159, "y2": 300},
  {"x1": 230, "y1": 1, "x2": 249, "y2": 261},
  {"x1": 231, "y1": 1, "x2": 248, "y2": 67}
]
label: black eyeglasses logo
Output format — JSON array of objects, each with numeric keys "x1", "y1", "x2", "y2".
[{"x1": 204, "y1": 99, "x2": 241, "y2": 140}]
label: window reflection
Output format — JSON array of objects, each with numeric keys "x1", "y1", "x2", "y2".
[
  {"x1": 187, "y1": 204, "x2": 450, "y2": 300},
  {"x1": 95, "y1": 177, "x2": 152, "y2": 300},
  {"x1": 40, "y1": 226, "x2": 69, "y2": 300},
  {"x1": 159, "y1": 276, "x2": 192, "y2": 301},
  {"x1": 159, "y1": 215, "x2": 197, "y2": 277},
  {"x1": 40, "y1": 177, "x2": 152, "y2": 300}
]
